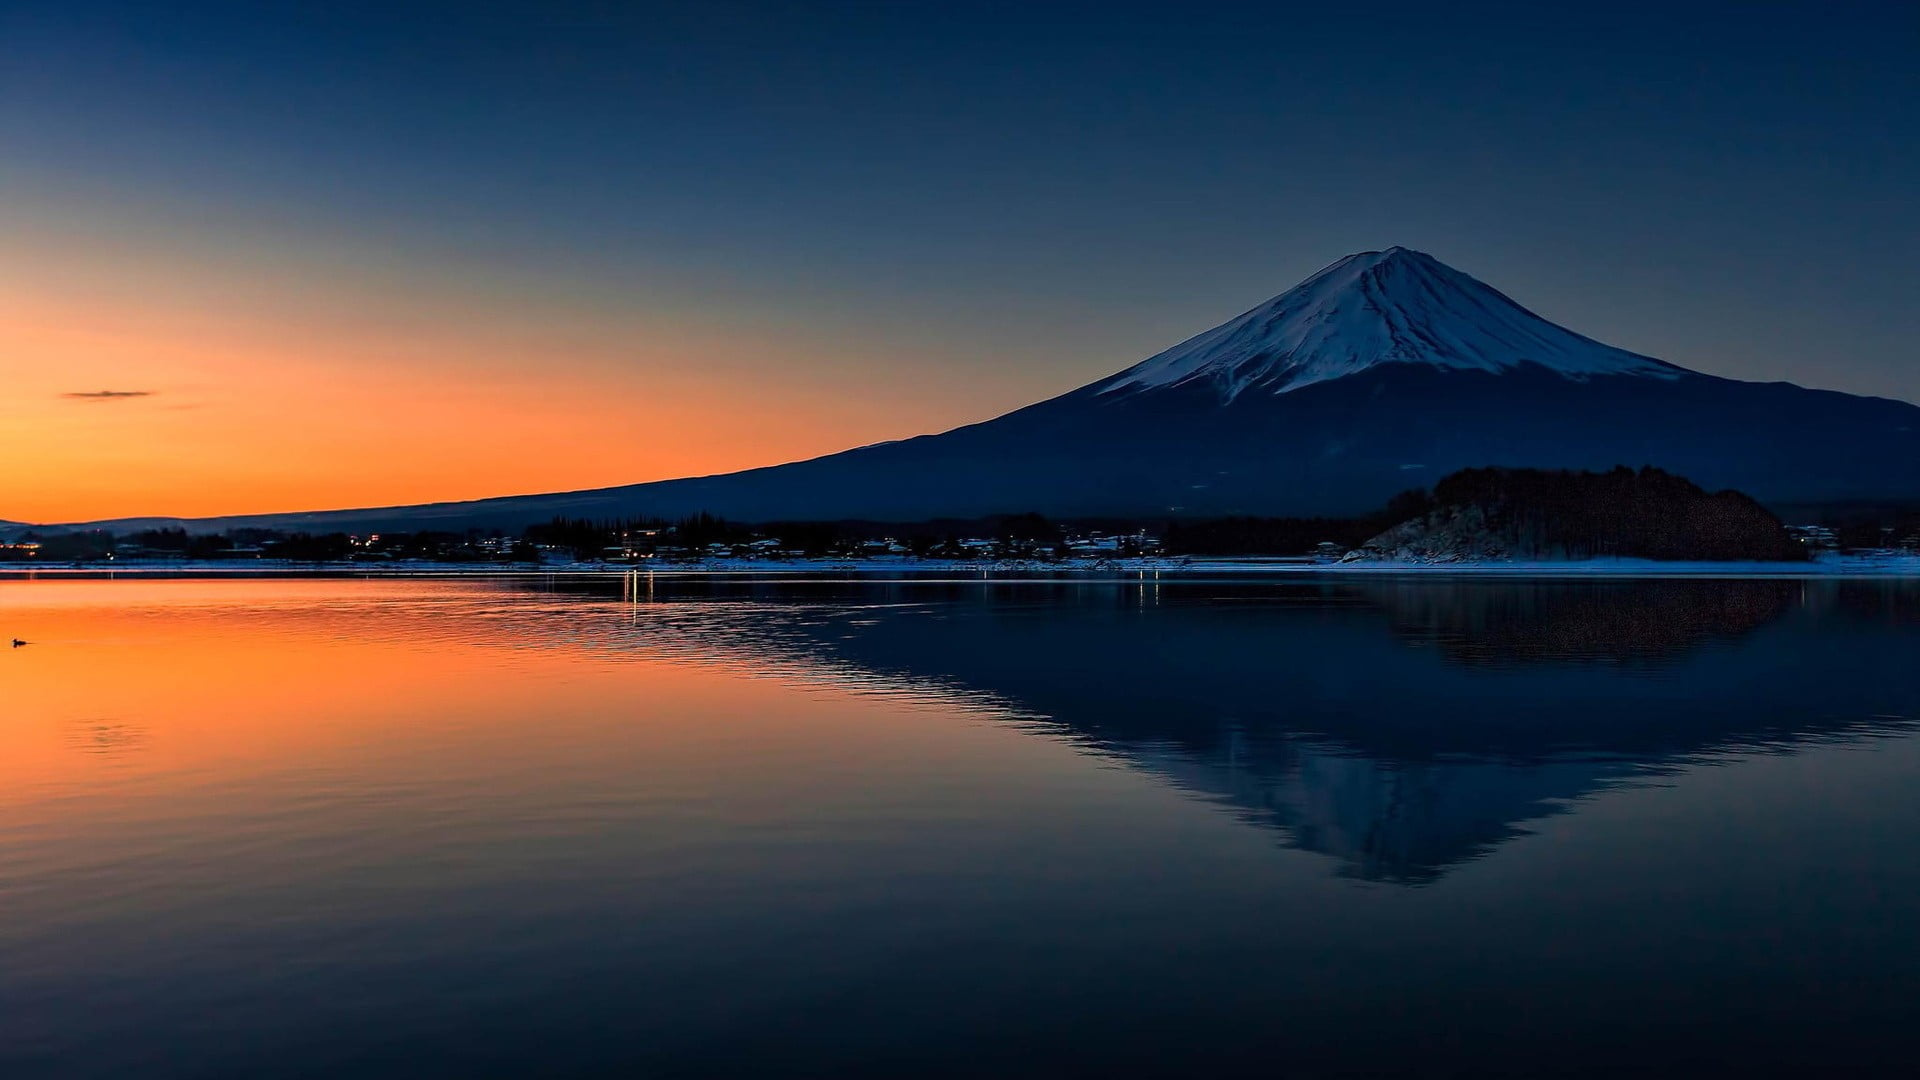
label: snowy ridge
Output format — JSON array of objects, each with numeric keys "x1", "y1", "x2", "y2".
[{"x1": 1097, "y1": 247, "x2": 1686, "y2": 401}]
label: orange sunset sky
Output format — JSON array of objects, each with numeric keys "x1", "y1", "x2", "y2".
[
  {"x1": 0, "y1": 193, "x2": 1124, "y2": 524},
  {"x1": 2, "y1": 197, "x2": 1069, "y2": 523}
]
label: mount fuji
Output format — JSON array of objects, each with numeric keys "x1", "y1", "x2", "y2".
[
  {"x1": 58, "y1": 247, "x2": 1920, "y2": 532},
  {"x1": 1096, "y1": 246, "x2": 1686, "y2": 399}
]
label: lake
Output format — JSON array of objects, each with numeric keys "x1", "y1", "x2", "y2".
[{"x1": 4, "y1": 574, "x2": 1919, "y2": 1077}]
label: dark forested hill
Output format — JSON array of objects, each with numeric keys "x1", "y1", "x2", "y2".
[{"x1": 1354, "y1": 466, "x2": 1807, "y2": 562}]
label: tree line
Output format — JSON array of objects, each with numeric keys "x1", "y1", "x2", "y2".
[{"x1": 6, "y1": 466, "x2": 1900, "y2": 563}]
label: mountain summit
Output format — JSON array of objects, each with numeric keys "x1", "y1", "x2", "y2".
[
  {"x1": 47, "y1": 249, "x2": 1920, "y2": 532},
  {"x1": 1096, "y1": 247, "x2": 1682, "y2": 400}
]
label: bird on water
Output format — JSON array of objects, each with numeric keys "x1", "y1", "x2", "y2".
[{"x1": 10, "y1": 639, "x2": 25, "y2": 648}]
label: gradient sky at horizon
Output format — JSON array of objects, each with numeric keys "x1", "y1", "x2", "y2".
[{"x1": 3, "y1": 0, "x2": 1915, "y2": 522}]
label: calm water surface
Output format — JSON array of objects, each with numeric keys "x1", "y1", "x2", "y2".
[{"x1": 3, "y1": 575, "x2": 1919, "y2": 1077}]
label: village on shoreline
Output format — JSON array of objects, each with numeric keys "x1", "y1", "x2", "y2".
[
  {"x1": 7, "y1": 549, "x2": 1920, "y2": 579},
  {"x1": 9, "y1": 469, "x2": 1920, "y2": 579}
]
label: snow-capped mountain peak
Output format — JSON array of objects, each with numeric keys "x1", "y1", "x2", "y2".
[{"x1": 1096, "y1": 247, "x2": 1686, "y2": 401}]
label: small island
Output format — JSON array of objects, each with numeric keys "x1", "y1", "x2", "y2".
[{"x1": 1343, "y1": 466, "x2": 1809, "y2": 564}]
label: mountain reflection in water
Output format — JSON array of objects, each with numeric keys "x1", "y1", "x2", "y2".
[{"x1": 539, "y1": 575, "x2": 1918, "y2": 885}]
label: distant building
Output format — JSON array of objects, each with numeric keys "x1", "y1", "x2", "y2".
[
  {"x1": 1786, "y1": 525, "x2": 1840, "y2": 550},
  {"x1": 1064, "y1": 532, "x2": 1162, "y2": 557}
]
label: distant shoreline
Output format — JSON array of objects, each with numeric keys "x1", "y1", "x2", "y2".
[{"x1": 4, "y1": 553, "x2": 1919, "y2": 580}]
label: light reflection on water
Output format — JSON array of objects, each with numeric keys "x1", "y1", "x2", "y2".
[{"x1": 2, "y1": 576, "x2": 1918, "y2": 1077}]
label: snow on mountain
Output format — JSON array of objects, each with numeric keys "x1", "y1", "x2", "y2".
[{"x1": 1095, "y1": 247, "x2": 1686, "y2": 401}]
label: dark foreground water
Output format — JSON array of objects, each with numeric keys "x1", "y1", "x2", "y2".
[{"x1": 3, "y1": 575, "x2": 1919, "y2": 1077}]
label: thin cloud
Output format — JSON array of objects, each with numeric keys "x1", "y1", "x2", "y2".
[{"x1": 62, "y1": 390, "x2": 155, "y2": 401}]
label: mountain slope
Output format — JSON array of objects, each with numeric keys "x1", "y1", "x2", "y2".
[{"x1": 51, "y1": 248, "x2": 1920, "y2": 532}]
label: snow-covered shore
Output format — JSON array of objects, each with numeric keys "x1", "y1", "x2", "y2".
[{"x1": 5, "y1": 553, "x2": 1919, "y2": 579}]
